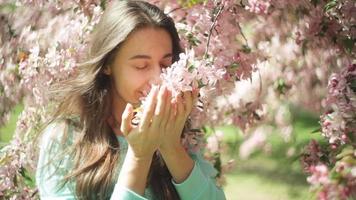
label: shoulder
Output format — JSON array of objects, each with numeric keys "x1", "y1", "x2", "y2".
[
  {"x1": 36, "y1": 119, "x2": 78, "y2": 197},
  {"x1": 38, "y1": 117, "x2": 80, "y2": 152},
  {"x1": 40, "y1": 121, "x2": 67, "y2": 145},
  {"x1": 36, "y1": 117, "x2": 81, "y2": 180}
]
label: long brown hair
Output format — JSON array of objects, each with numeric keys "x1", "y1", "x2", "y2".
[{"x1": 47, "y1": 1, "x2": 183, "y2": 199}]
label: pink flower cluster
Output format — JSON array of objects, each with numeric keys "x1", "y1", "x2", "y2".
[
  {"x1": 18, "y1": 5, "x2": 102, "y2": 106},
  {"x1": 300, "y1": 64, "x2": 356, "y2": 200},
  {"x1": 321, "y1": 64, "x2": 356, "y2": 146},
  {"x1": 157, "y1": 0, "x2": 256, "y2": 81},
  {"x1": 306, "y1": 161, "x2": 356, "y2": 200},
  {"x1": 245, "y1": 0, "x2": 271, "y2": 14},
  {"x1": 307, "y1": 164, "x2": 330, "y2": 186},
  {"x1": 0, "y1": 1, "x2": 102, "y2": 199},
  {"x1": 302, "y1": 139, "x2": 356, "y2": 199},
  {"x1": 160, "y1": 50, "x2": 226, "y2": 97},
  {"x1": 0, "y1": 137, "x2": 36, "y2": 199},
  {"x1": 135, "y1": 49, "x2": 226, "y2": 154}
]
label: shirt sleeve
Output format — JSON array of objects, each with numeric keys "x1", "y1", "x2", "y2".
[
  {"x1": 36, "y1": 122, "x2": 77, "y2": 200},
  {"x1": 36, "y1": 122, "x2": 148, "y2": 200},
  {"x1": 110, "y1": 185, "x2": 148, "y2": 200},
  {"x1": 171, "y1": 151, "x2": 226, "y2": 200}
]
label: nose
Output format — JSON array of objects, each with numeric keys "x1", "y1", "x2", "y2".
[{"x1": 148, "y1": 64, "x2": 162, "y2": 85}]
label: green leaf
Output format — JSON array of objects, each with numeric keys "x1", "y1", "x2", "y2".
[
  {"x1": 230, "y1": 63, "x2": 240, "y2": 69},
  {"x1": 241, "y1": 45, "x2": 251, "y2": 54},
  {"x1": 341, "y1": 37, "x2": 354, "y2": 54},
  {"x1": 335, "y1": 145, "x2": 354, "y2": 160},
  {"x1": 311, "y1": 0, "x2": 320, "y2": 7},
  {"x1": 188, "y1": 64, "x2": 195, "y2": 72},
  {"x1": 178, "y1": 0, "x2": 206, "y2": 8},
  {"x1": 329, "y1": 167, "x2": 342, "y2": 180},
  {"x1": 311, "y1": 128, "x2": 321, "y2": 133},
  {"x1": 100, "y1": 0, "x2": 107, "y2": 10},
  {"x1": 0, "y1": 2, "x2": 17, "y2": 12},
  {"x1": 349, "y1": 79, "x2": 356, "y2": 94},
  {"x1": 187, "y1": 32, "x2": 201, "y2": 47},
  {"x1": 274, "y1": 78, "x2": 291, "y2": 94},
  {"x1": 202, "y1": 126, "x2": 208, "y2": 134},
  {"x1": 302, "y1": 40, "x2": 308, "y2": 55},
  {"x1": 213, "y1": 152, "x2": 222, "y2": 178},
  {"x1": 19, "y1": 167, "x2": 36, "y2": 187},
  {"x1": 324, "y1": 0, "x2": 338, "y2": 12},
  {"x1": 198, "y1": 80, "x2": 207, "y2": 88}
]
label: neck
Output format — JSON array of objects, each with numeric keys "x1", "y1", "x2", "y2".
[
  {"x1": 113, "y1": 97, "x2": 126, "y2": 125},
  {"x1": 109, "y1": 89, "x2": 127, "y2": 137}
]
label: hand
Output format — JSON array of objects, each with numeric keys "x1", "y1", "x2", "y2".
[
  {"x1": 120, "y1": 85, "x2": 171, "y2": 160},
  {"x1": 159, "y1": 89, "x2": 199, "y2": 153}
]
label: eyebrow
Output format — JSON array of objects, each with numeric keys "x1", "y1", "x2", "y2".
[{"x1": 129, "y1": 53, "x2": 172, "y2": 60}]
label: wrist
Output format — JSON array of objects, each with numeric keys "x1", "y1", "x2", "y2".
[
  {"x1": 159, "y1": 143, "x2": 185, "y2": 156},
  {"x1": 126, "y1": 147, "x2": 153, "y2": 163},
  {"x1": 158, "y1": 144, "x2": 194, "y2": 184},
  {"x1": 119, "y1": 147, "x2": 152, "y2": 196}
]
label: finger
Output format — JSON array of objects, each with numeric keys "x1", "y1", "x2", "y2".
[
  {"x1": 152, "y1": 85, "x2": 167, "y2": 128},
  {"x1": 140, "y1": 85, "x2": 159, "y2": 131},
  {"x1": 155, "y1": 85, "x2": 167, "y2": 116},
  {"x1": 120, "y1": 103, "x2": 134, "y2": 137},
  {"x1": 161, "y1": 89, "x2": 172, "y2": 128},
  {"x1": 193, "y1": 88, "x2": 199, "y2": 103},
  {"x1": 176, "y1": 93, "x2": 185, "y2": 122},
  {"x1": 169, "y1": 100, "x2": 177, "y2": 124},
  {"x1": 183, "y1": 91, "x2": 193, "y2": 114}
]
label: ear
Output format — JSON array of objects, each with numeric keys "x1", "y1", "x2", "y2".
[{"x1": 103, "y1": 66, "x2": 112, "y2": 75}]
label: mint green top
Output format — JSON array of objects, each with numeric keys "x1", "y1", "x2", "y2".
[{"x1": 36, "y1": 122, "x2": 226, "y2": 200}]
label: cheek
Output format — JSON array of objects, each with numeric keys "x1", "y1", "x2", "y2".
[{"x1": 114, "y1": 71, "x2": 147, "y2": 101}]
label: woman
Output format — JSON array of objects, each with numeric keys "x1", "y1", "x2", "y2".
[{"x1": 36, "y1": 1, "x2": 226, "y2": 199}]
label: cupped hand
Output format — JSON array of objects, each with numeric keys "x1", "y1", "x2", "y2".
[
  {"x1": 159, "y1": 89, "x2": 199, "y2": 152},
  {"x1": 120, "y1": 85, "x2": 171, "y2": 160}
]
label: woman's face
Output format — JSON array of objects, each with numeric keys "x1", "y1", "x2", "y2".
[{"x1": 107, "y1": 27, "x2": 173, "y2": 107}]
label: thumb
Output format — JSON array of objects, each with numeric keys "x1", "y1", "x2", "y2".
[{"x1": 120, "y1": 103, "x2": 134, "y2": 137}]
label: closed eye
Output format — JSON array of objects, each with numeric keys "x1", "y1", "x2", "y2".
[{"x1": 135, "y1": 65, "x2": 148, "y2": 70}]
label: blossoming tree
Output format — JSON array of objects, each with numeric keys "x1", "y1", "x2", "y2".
[{"x1": 0, "y1": 0, "x2": 355, "y2": 199}]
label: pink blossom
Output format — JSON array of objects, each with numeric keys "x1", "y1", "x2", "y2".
[
  {"x1": 245, "y1": 0, "x2": 271, "y2": 14},
  {"x1": 239, "y1": 126, "x2": 271, "y2": 159},
  {"x1": 307, "y1": 164, "x2": 330, "y2": 185},
  {"x1": 206, "y1": 130, "x2": 224, "y2": 154}
]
